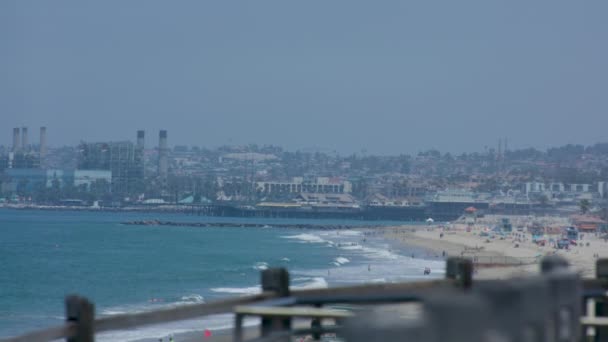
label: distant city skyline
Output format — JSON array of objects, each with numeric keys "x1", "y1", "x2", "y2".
[{"x1": 1, "y1": 1, "x2": 607, "y2": 155}]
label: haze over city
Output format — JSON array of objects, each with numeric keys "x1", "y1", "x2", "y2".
[{"x1": 2, "y1": 0, "x2": 607, "y2": 154}]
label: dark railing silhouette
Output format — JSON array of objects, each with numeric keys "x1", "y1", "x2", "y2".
[{"x1": 3, "y1": 256, "x2": 608, "y2": 342}]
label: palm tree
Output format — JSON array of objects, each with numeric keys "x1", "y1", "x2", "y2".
[{"x1": 580, "y1": 199, "x2": 590, "y2": 214}]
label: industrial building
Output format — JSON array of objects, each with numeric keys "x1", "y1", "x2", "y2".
[
  {"x1": 2, "y1": 168, "x2": 111, "y2": 193},
  {"x1": 0, "y1": 127, "x2": 46, "y2": 171},
  {"x1": 158, "y1": 130, "x2": 168, "y2": 179},
  {"x1": 77, "y1": 132, "x2": 145, "y2": 194}
]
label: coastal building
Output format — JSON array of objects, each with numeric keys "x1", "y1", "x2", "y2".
[
  {"x1": 571, "y1": 215, "x2": 607, "y2": 233},
  {"x1": 295, "y1": 193, "x2": 358, "y2": 208},
  {"x1": 426, "y1": 189, "x2": 490, "y2": 221},
  {"x1": 256, "y1": 177, "x2": 352, "y2": 195},
  {"x1": 524, "y1": 182, "x2": 545, "y2": 194},
  {"x1": 523, "y1": 181, "x2": 604, "y2": 198}
]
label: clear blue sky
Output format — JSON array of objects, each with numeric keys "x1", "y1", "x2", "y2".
[{"x1": 1, "y1": 1, "x2": 606, "y2": 154}]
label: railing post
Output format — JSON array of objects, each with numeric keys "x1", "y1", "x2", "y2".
[
  {"x1": 541, "y1": 255, "x2": 580, "y2": 342},
  {"x1": 595, "y1": 258, "x2": 608, "y2": 340},
  {"x1": 261, "y1": 268, "x2": 290, "y2": 340},
  {"x1": 446, "y1": 257, "x2": 473, "y2": 289},
  {"x1": 541, "y1": 255, "x2": 569, "y2": 273},
  {"x1": 66, "y1": 295, "x2": 94, "y2": 342}
]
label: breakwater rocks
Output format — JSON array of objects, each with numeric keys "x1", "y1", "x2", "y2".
[{"x1": 122, "y1": 220, "x2": 366, "y2": 230}]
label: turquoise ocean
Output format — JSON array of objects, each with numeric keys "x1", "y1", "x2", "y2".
[{"x1": 0, "y1": 209, "x2": 444, "y2": 341}]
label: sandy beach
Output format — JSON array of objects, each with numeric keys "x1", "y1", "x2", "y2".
[
  {"x1": 383, "y1": 215, "x2": 607, "y2": 279},
  {"x1": 132, "y1": 214, "x2": 608, "y2": 341}
]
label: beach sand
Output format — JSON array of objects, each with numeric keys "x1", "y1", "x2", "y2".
[{"x1": 382, "y1": 218, "x2": 608, "y2": 279}]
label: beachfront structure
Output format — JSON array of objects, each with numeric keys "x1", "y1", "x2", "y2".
[
  {"x1": 78, "y1": 139, "x2": 144, "y2": 194},
  {"x1": 426, "y1": 189, "x2": 490, "y2": 221},
  {"x1": 256, "y1": 177, "x2": 352, "y2": 195},
  {"x1": 571, "y1": 215, "x2": 608, "y2": 233}
]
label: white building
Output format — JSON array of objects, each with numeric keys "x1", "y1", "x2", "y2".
[{"x1": 256, "y1": 177, "x2": 352, "y2": 195}]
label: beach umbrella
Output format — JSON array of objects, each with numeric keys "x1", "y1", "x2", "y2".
[{"x1": 426, "y1": 218, "x2": 434, "y2": 223}]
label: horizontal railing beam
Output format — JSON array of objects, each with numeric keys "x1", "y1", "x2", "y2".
[
  {"x1": 0, "y1": 323, "x2": 75, "y2": 342},
  {"x1": 235, "y1": 306, "x2": 353, "y2": 319},
  {"x1": 95, "y1": 293, "x2": 275, "y2": 332},
  {"x1": 291, "y1": 279, "x2": 455, "y2": 299}
]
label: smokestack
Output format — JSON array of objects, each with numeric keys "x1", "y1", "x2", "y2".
[
  {"x1": 21, "y1": 127, "x2": 28, "y2": 151},
  {"x1": 40, "y1": 126, "x2": 47, "y2": 158},
  {"x1": 137, "y1": 130, "x2": 145, "y2": 149},
  {"x1": 158, "y1": 130, "x2": 168, "y2": 178},
  {"x1": 12, "y1": 127, "x2": 20, "y2": 152}
]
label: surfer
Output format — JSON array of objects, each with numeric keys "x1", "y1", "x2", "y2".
[{"x1": 368, "y1": 264, "x2": 371, "y2": 272}]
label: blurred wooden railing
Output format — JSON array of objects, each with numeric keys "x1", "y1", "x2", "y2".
[{"x1": 4, "y1": 256, "x2": 608, "y2": 342}]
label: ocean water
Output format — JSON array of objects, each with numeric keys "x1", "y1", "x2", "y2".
[{"x1": 0, "y1": 209, "x2": 444, "y2": 341}]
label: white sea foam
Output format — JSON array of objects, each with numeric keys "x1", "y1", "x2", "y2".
[
  {"x1": 253, "y1": 261, "x2": 269, "y2": 271},
  {"x1": 336, "y1": 256, "x2": 350, "y2": 264},
  {"x1": 178, "y1": 294, "x2": 205, "y2": 303},
  {"x1": 210, "y1": 286, "x2": 261, "y2": 295},
  {"x1": 319, "y1": 230, "x2": 362, "y2": 237},
  {"x1": 281, "y1": 233, "x2": 327, "y2": 244},
  {"x1": 281, "y1": 257, "x2": 291, "y2": 262},
  {"x1": 334, "y1": 257, "x2": 350, "y2": 265}
]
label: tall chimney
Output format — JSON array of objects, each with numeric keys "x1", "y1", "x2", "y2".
[
  {"x1": 137, "y1": 130, "x2": 145, "y2": 149},
  {"x1": 39, "y1": 126, "x2": 47, "y2": 158},
  {"x1": 21, "y1": 127, "x2": 28, "y2": 151},
  {"x1": 12, "y1": 127, "x2": 21, "y2": 152},
  {"x1": 158, "y1": 130, "x2": 168, "y2": 178}
]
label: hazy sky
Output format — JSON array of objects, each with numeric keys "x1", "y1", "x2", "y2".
[{"x1": 1, "y1": 1, "x2": 607, "y2": 155}]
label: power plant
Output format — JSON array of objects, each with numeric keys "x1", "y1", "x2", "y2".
[
  {"x1": 21, "y1": 127, "x2": 28, "y2": 151},
  {"x1": 158, "y1": 130, "x2": 168, "y2": 179},
  {"x1": 77, "y1": 131, "x2": 146, "y2": 195},
  {"x1": 12, "y1": 127, "x2": 20, "y2": 152},
  {"x1": 136, "y1": 130, "x2": 145, "y2": 150},
  {"x1": 3, "y1": 127, "x2": 46, "y2": 169},
  {"x1": 39, "y1": 127, "x2": 47, "y2": 159}
]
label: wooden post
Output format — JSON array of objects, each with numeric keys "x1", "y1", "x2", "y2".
[
  {"x1": 234, "y1": 313, "x2": 244, "y2": 342},
  {"x1": 595, "y1": 259, "x2": 608, "y2": 340},
  {"x1": 541, "y1": 256, "x2": 581, "y2": 342},
  {"x1": 446, "y1": 257, "x2": 473, "y2": 289},
  {"x1": 260, "y1": 268, "x2": 291, "y2": 340},
  {"x1": 66, "y1": 295, "x2": 94, "y2": 342},
  {"x1": 541, "y1": 255, "x2": 569, "y2": 273},
  {"x1": 311, "y1": 303, "x2": 322, "y2": 341}
]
